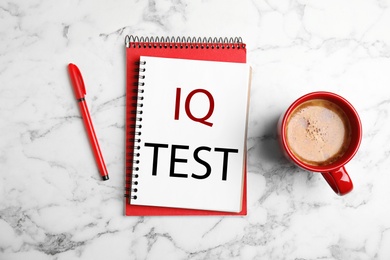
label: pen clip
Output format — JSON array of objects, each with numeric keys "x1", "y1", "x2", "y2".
[{"x1": 68, "y1": 63, "x2": 87, "y2": 100}]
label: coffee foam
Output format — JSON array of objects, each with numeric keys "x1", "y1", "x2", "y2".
[{"x1": 286, "y1": 99, "x2": 351, "y2": 166}]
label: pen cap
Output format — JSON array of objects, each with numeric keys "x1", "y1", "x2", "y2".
[{"x1": 68, "y1": 63, "x2": 86, "y2": 100}]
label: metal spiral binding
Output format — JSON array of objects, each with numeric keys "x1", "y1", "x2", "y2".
[
  {"x1": 128, "y1": 60, "x2": 146, "y2": 200},
  {"x1": 125, "y1": 35, "x2": 245, "y2": 49}
]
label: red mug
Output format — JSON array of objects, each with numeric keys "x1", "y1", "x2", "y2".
[{"x1": 278, "y1": 92, "x2": 362, "y2": 195}]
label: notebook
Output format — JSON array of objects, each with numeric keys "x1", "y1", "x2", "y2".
[{"x1": 125, "y1": 35, "x2": 249, "y2": 216}]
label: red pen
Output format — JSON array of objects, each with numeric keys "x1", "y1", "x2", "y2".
[{"x1": 68, "y1": 63, "x2": 109, "y2": 181}]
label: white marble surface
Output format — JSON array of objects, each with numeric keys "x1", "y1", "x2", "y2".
[{"x1": 1, "y1": 0, "x2": 390, "y2": 259}]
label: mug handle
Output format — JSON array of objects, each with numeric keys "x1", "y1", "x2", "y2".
[{"x1": 321, "y1": 167, "x2": 353, "y2": 196}]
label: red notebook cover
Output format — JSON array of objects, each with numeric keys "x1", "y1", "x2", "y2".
[{"x1": 125, "y1": 35, "x2": 248, "y2": 216}]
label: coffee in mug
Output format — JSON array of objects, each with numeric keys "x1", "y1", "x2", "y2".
[
  {"x1": 278, "y1": 92, "x2": 362, "y2": 196},
  {"x1": 285, "y1": 99, "x2": 351, "y2": 166}
]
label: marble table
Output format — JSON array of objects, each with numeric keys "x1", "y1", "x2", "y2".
[{"x1": 1, "y1": 1, "x2": 390, "y2": 259}]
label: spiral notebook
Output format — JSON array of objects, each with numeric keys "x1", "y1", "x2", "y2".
[{"x1": 125, "y1": 35, "x2": 249, "y2": 216}]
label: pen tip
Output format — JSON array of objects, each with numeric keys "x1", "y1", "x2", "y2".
[{"x1": 102, "y1": 175, "x2": 109, "y2": 181}]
